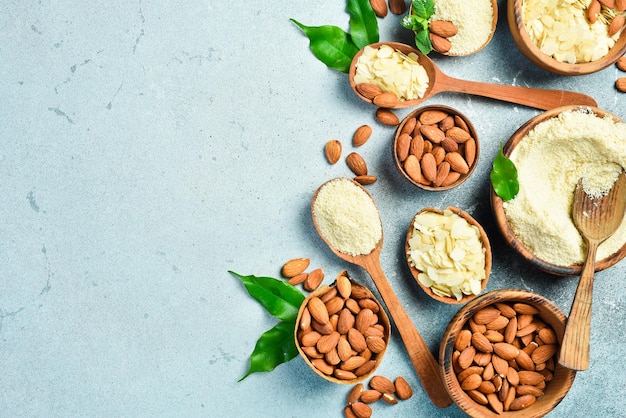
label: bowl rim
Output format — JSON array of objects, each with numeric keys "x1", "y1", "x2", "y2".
[
  {"x1": 404, "y1": 206, "x2": 492, "y2": 304},
  {"x1": 507, "y1": 0, "x2": 626, "y2": 75},
  {"x1": 439, "y1": 289, "x2": 577, "y2": 417},
  {"x1": 490, "y1": 105, "x2": 626, "y2": 276},
  {"x1": 393, "y1": 105, "x2": 480, "y2": 190}
]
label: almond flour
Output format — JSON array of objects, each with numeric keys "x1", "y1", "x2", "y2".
[
  {"x1": 503, "y1": 108, "x2": 626, "y2": 266},
  {"x1": 313, "y1": 178, "x2": 382, "y2": 256},
  {"x1": 430, "y1": 0, "x2": 494, "y2": 55}
]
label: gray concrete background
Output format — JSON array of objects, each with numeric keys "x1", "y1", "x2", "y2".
[{"x1": 1, "y1": 0, "x2": 624, "y2": 416}]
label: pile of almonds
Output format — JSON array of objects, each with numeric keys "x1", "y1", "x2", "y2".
[
  {"x1": 616, "y1": 55, "x2": 626, "y2": 92},
  {"x1": 429, "y1": 20, "x2": 459, "y2": 54},
  {"x1": 344, "y1": 375, "x2": 413, "y2": 418},
  {"x1": 452, "y1": 302, "x2": 560, "y2": 414},
  {"x1": 296, "y1": 271, "x2": 389, "y2": 382},
  {"x1": 395, "y1": 108, "x2": 477, "y2": 188},
  {"x1": 281, "y1": 257, "x2": 325, "y2": 292}
]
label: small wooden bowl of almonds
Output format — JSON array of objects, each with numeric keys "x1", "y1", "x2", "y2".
[
  {"x1": 294, "y1": 270, "x2": 391, "y2": 384},
  {"x1": 440, "y1": 289, "x2": 576, "y2": 416},
  {"x1": 393, "y1": 105, "x2": 479, "y2": 190},
  {"x1": 508, "y1": 0, "x2": 626, "y2": 75},
  {"x1": 405, "y1": 207, "x2": 492, "y2": 304}
]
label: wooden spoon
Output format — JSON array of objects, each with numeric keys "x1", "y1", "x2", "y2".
[
  {"x1": 349, "y1": 42, "x2": 598, "y2": 110},
  {"x1": 559, "y1": 171, "x2": 626, "y2": 370},
  {"x1": 311, "y1": 178, "x2": 452, "y2": 408}
]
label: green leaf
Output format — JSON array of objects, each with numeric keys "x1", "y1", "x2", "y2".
[
  {"x1": 290, "y1": 19, "x2": 360, "y2": 73},
  {"x1": 346, "y1": 0, "x2": 379, "y2": 49},
  {"x1": 230, "y1": 271, "x2": 305, "y2": 322},
  {"x1": 490, "y1": 144, "x2": 520, "y2": 201},
  {"x1": 414, "y1": 29, "x2": 432, "y2": 55},
  {"x1": 411, "y1": 0, "x2": 435, "y2": 20},
  {"x1": 238, "y1": 321, "x2": 299, "y2": 381}
]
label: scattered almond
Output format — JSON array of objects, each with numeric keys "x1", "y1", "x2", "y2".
[
  {"x1": 281, "y1": 257, "x2": 310, "y2": 277},
  {"x1": 375, "y1": 108, "x2": 399, "y2": 126},
  {"x1": 325, "y1": 139, "x2": 342, "y2": 164},
  {"x1": 616, "y1": 77, "x2": 626, "y2": 92},
  {"x1": 616, "y1": 56, "x2": 626, "y2": 71},
  {"x1": 346, "y1": 152, "x2": 368, "y2": 176},
  {"x1": 388, "y1": 0, "x2": 406, "y2": 15},
  {"x1": 304, "y1": 267, "x2": 325, "y2": 291},
  {"x1": 353, "y1": 125, "x2": 372, "y2": 147},
  {"x1": 354, "y1": 175, "x2": 377, "y2": 185},
  {"x1": 372, "y1": 91, "x2": 399, "y2": 108},
  {"x1": 369, "y1": 0, "x2": 388, "y2": 18}
]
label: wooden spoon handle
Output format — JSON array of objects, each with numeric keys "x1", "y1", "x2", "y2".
[
  {"x1": 362, "y1": 256, "x2": 452, "y2": 408},
  {"x1": 434, "y1": 73, "x2": 597, "y2": 110},
  {"x1": 559, "y1": 240, "x2": 599, "y2": 370}
]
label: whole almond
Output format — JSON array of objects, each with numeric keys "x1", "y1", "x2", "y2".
[
  {"x1": 487, "y1": 392, "x2": 504, "y2": 414},
  {"x1": 446, "y1": 152, "x2": 470, "y2": 174},
  {"x1": 369, "y1": 0, "x2": 388, "y2": 17},
  {"x1": 509, "y1": 394, "x2": 537, "y2": 411},
  {"x1": 281, "y1": 258, "x2": 310, "y2": 277},
  {"x1": 304, "y1": 268, "x2": 325, "y2": 291},
  {"x1": 301, "y1": 330, "x2": 322, "y2": 347},
  {"x1": 618, "y1": 0, "x2": 626, "y2": 10},
  {"x1": 356, "y1": 83, "x2": 383, "y2": 100},
  {"x1": 346, "y1": 152, "x2": 368, "y2": 176},
  {"x1": 366, "y1": 336, "x2": 386, "y2": 353},
  {"x1": 588, "y1": 0, "x2": 601, "y2": 23},
  {"x1": 537, "y1": 327, "x2": 557, "y2": 345},
  {"x1": 370, "y1": 375, "x2": 395, "y2": 393},
  {"x1": 493, "y1": 343, "x2": 520, "y2": 361},
  {"x1": 341, "y1": 355, "x2": 368, "y2": 371},
  {"x1": 336, "y1": 274, "x2": 352, "y2": 299},
  {"x1": 430, "y1": 33, "x2": 451, "y2": 53},
  {"x1": 486, "y1": 315, "x2": 509, "y2": 330},
  {"x1": 348, "y1": 383, "x2": 364, "y2": 405},
  {"x1": 324, "y1": 139, "x2": 342, "y2": 165},
  {"x1": 421, "y1": 152, "x2": 437, "y2": 182},
  {"x1": 354, "y1": 175, "x2": 377, "y2": 185},
  {"x1": 307, "y1": 297, "x2": 330, "y2": 325},
  {"x1": 432, "y1": 145, "x2": 446, "y2": 165},
  {"x1": 461, "y1": 373, "x2": 483, "y2": 391},
  {"x1": 441, "y1": 137, "x2": 459, "y2": 153},
  {"x1": 337, "y1": 308, "x2": 355, "y2": 334},
  {"x1": 439, "y1": 115, "x2": 455, "y2": 131},
  {"x1": 403, "y1": 154, "x2": 423, "y2": 184},
  {"x1": 464, "y1": 137, "x2": 476, "y2": 166},
  {"x1": 373, "y1": 92, "x2": 399, "y2": 108},
  {"x1": 447, "y1": 126, "x2": 471, "y2": 143},
  {"x1": 518, "y1": 370, "x2": 545, "y2": 386},
  {"x1": 531, "y1": 344, "x2": 557, "y2": 364},
  {"x1": 513, "y1": 303, "x2": 539, "y2": 315},
  {"x1": 335, "y1": 369, "x2": 358, "y2": 381},
  {"x1": 472, "y1": 332, "x2": 494, "y2": 353},
  {"x1": 388, "y1": 0, "x2": 406, "y2": 15},
  {"x1": 474, "y1": 307, "x2": 501, "y2": 325},
  {"x1": 337, "y1": 338, "x2": 352, "y2": 362},
  {"x1": 516, "y1": 384, "x2": 544, "y2": 398},
  {"x1": 354, "y1": 359, "x2": 377, "y2": 376},
  {"x1": 396, "y1": 133, "x2": 411, "y2": 161},
  {"x1": 454, "y1": 115, "x2": 469, "y2": 131},
  {"x1": 516, "y1": 349, "x2": 535, "y2": 371},
  {"x1": 376, "y1": 108, "x2": 399, "y2": 126},
  {"x1": 599, "y1": 0, "x2": 615, "y2": 7},
  {"x1": 419, "y1": 109, "x2": 448, "y2": 125},
  {"x1": 434, "y1": 161, "x2": 451, "y2": 187},
  {"x1": 616, "y1": 77, "x2": 626, "y2": 93},
  {"x1": 360, "y1": 389, "x2": 382, "y2": 403},
  {"x1": 288, "y1": 272, "x2": 308, "y2": 286},
  {"x1": 401, "y1": 117, "x2": 417, "y2": 136},
  {"x1": 358, "y1": 298, "x2": 380, "y2": 313},
  {"x1": 395, "y1": 376, "x2": 413, "y2": 400},
  {"x1": 326, "y1": 347, "x2": 341, "y2": 365},
  {"x1": 429, "y1": 20, "x2": 459, "y2": 38},
  {"x1": 491, "y1": 354, "x2": 510, "y2": 377},
  {"x1": 468, "y1": 389, "x2": 489, "y2": 405},
  {"x1": 455, "y1": 329, "x2": 472, "y2": 351},
  {"x1": 409, "y1": 134, "x2": 424, "y2": 159},
  {"x1": 355, "y1": 309, "x2": 374, "y2": 333},
  {"x1": 348, "y1": 328, "x2": 368, "y2": 352},
  {"x1": 317, "y1": 331, "x2": 340, "y2": 354},
  {"x1": 325, "y1": 296, "x2": 344, "y2": 316},
  {"x1": 311, "y1": 358, "x2": 334, "y2": 375},
  {"x1": 420, "y1": 124, "x2": 445, "y2": 143},
  {"x1": 353, "y1": 125, "x2": 372, "y2": 147},
  {"x1": 458, "y1": 345, "x2": 476, "y2": 369}
]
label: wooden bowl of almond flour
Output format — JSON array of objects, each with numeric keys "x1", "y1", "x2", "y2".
[
  {"x1": 491, "y1": 106, "x2": 626, "y2": 276},
  {"x1": 508, "y1": 0, "x2": 626, "y2": 75}
]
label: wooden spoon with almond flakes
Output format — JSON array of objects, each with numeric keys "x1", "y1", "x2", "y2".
[
  {"x1": 560, "y1": 171, "x2": 626, "y2": 371},
  {"x1": 311, "y1": 178, "x2": 452, "y2": 408},
  {"x1": 349, "y1": 42, "x2": 598, "y2": 110}
]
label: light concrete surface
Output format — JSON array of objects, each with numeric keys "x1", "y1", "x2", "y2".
[{"x1": 1, "y1": 1, "x2": 625, "y2": 417}]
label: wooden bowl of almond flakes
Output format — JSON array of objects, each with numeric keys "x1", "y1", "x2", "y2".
[{"x1": 508, "y1": 0, "x2": 626, "y2": 75}]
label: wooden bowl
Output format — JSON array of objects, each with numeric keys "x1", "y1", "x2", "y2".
[
  {"x1": 294, "y1": 271, "x2": 391, "y2": 384},
  {"x1": 410, "y1": 0, "x2": 498, "y2": 56},
  {"x1": 405, "y1": 207, "x2": 492, "y2": 304},
  {"x1": 508, "y1": 0, "x2": 626, "y2": 75},
  {"x1": 491, "y1": 105, "x2": 626, "y2": 276},
  {"x1": 393, "y1": 105, "x2": 480, "y2": 190},
  {"x1": 440, "y1": 289, "x2": 576, "y2": 417}
]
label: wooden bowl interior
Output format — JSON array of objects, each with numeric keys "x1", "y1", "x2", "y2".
[
  {"x1": 491, "y1": 105, "x2": 626, "y2": 276},
  {"x1": 294, "y1": 276, "x2": 391, "y2": 384},
  {"x1": 405, "y1": 206, "x2": 492, "y2": 304},
  {"x1": 440, "y1": 289, "x2": 576, "y2": 417},
  {"x1": 508, "y1": 0, "x2": 626, "y2": 75},
  {"x1": 349, "y1": 42, "x2": 438, "y2": 108},
  {"x1": 393, "y1": 105, "x2": 480, "y2": 191}
]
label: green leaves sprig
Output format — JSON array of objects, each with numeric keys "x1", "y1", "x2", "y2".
[
  {"x1": 230, "y1": 271, "x2": 305, "y2": 381},
  {"x1": 291, "y1": 0, "x2": 379, "y2": 73},
  {"x1": 490, "y1": 144, "x2": 520, "y2": 201},
  {"x1": 401, "y1": 0, "x2": 435, "y2": 54}
]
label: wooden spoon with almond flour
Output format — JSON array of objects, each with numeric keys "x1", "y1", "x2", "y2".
[
  {"x1": 311, "y1": 178, "x2": 452, "y2": 408},
  {"x1": 560, "y1": 171, "x2": 626, "y2": 370}
]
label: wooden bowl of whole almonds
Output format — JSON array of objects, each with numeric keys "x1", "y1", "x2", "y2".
[
  {"x1": 440, "y1": 289, "x2": 576, "y2": 417},
  {"x1": 405, "y1": 206, "x2": 492, "y2": 304},
  {"x1": 508, "y1": 0, "x2": 626, "y2": 75},
  {"x1": 294, "y1": 270, "x2": 391, "y2": 384},
  {"x1": 491, "y1": 105, "x2": 626, "y2": 276},
  {"x1": 394, "y1": 105, "x2": 479, "y2": 190}
]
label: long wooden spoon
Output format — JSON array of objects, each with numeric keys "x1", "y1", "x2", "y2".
[
  {"x1": 311, "y1": 178, "x2": 452, "y2": 408},
  {"x1": 349, "y1": 42, "x2": 598, "y2": 110},
  {"x1": 559, "y1": 171, "x2": 626, "y2": 370}
]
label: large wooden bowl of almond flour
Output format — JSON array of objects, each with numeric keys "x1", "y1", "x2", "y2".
[{"x1": 491, "y1": 106, "x2": 626, "y2": 276}]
